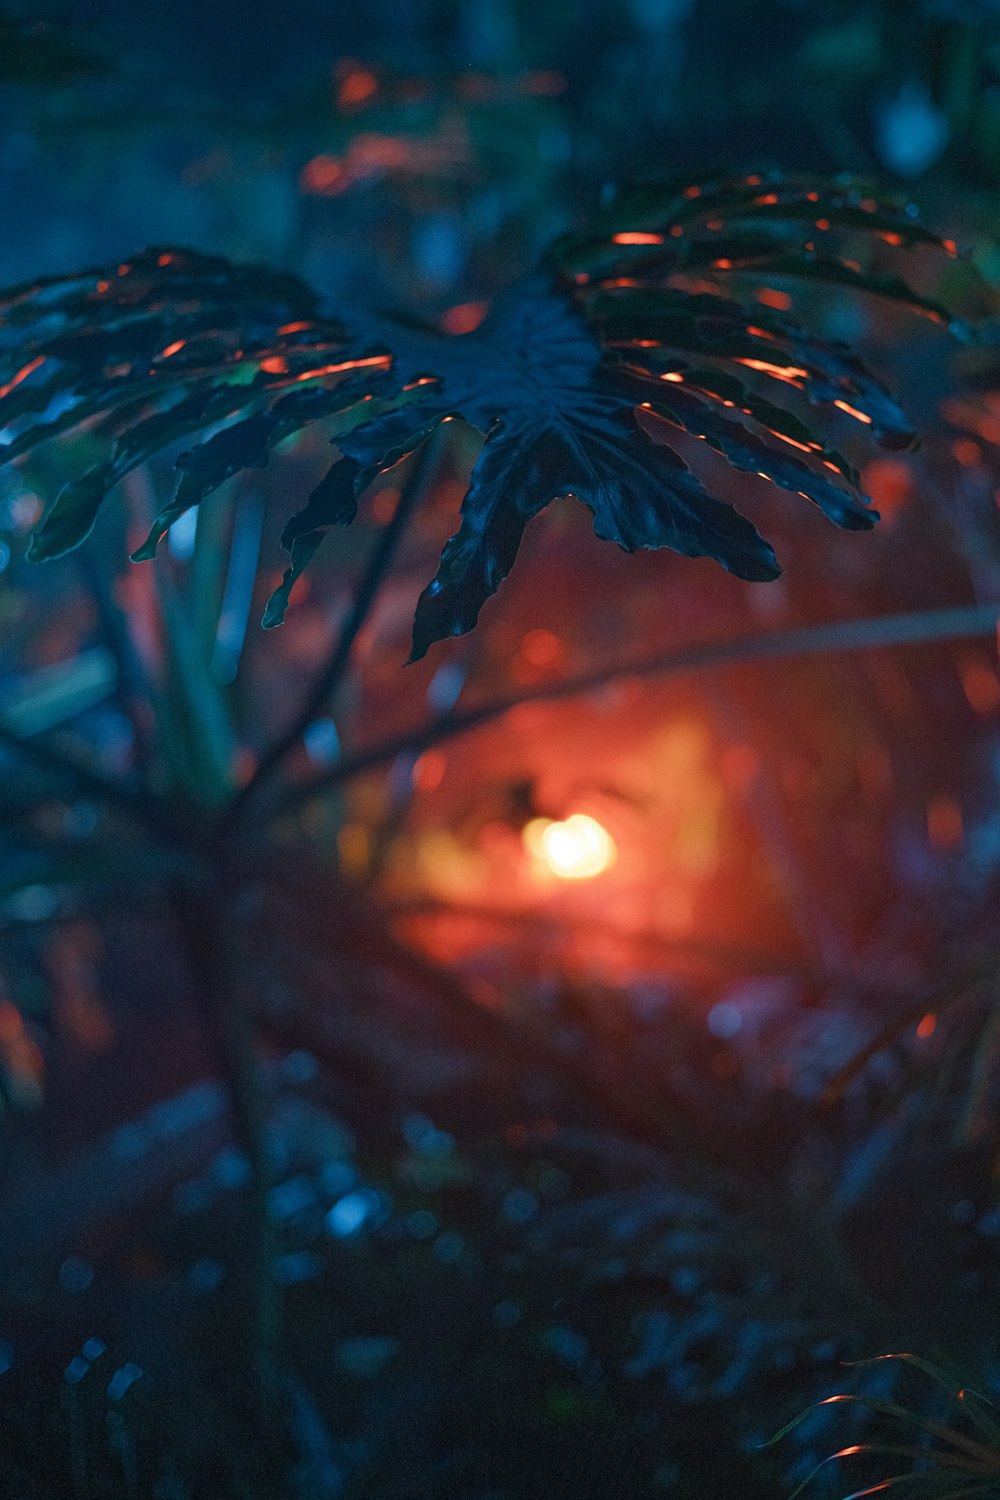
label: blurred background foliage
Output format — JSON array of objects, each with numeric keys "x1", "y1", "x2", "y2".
[{"x1": 3, "y1": 2, "x2": 1000, "y2": 1498}]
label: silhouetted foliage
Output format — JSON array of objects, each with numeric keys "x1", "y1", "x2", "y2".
[{"x1": 0, "y1": 173, "x2": 961, "y2": 660}]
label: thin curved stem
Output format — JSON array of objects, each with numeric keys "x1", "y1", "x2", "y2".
[
  {"x1": 0, "y1": 719, "x2": 153, "y2": 823},
  {"x1": 276, "y1": 600, "x2": 1000, "y2": 816},
  {"x1": 383, "y1": 894, "x2": 918, "y2": 998},
  {"x1": 77, "y1": 541, "x2": 155, "y2": 785},
  {"x1": 172, "y1": 879, "x2": 284, "y2": 1438},
  {"x1": 225, "y1": 429, "x2": 446, "y2": 828}
]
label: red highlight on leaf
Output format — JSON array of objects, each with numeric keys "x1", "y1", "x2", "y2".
[
  {"x1": 756, "y1": 288, "x2": 792, "y2": 310},
  {"x1": 0, "y1": 355, "x2": 45, "y2": 401},
  {"x1": 833, "y1": 399, "x2": 873, "y2": 425},
  {"x1": 734, "y1": 358, "x2": 808, "y2": 383},
  {"x1": 287, "y1": 354, "x2": 391, "y2": 384}
]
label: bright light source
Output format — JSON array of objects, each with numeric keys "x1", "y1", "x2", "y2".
[{"x1": 523, "y1": 813, "x2": 617, "y2": 880}]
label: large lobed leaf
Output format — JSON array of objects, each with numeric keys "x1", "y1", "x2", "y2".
[{"x1": 0, "y1": 174, "x2": 963, "y2": 660}]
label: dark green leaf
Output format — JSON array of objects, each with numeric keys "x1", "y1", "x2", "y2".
[
  {"x1": 638, "y1": 394, "x2": 875, "y2": 530},
  {"x1": 409, "y1": 403, "x2": 779, "y2": 662},
  {"x1": 262, "y1": 459, "x2": 362, "y2": 629},
  {"x1": 0, "y1": 172, "x2": 962, "y2": 656},
  {"x1": 263, "y1": 418, "x2": 447, "y2": 627}
]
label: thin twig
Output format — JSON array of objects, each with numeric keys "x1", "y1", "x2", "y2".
[
  {"x1": 77, "y1": 541, "x2": 155, "y2": 783},
  {"x1": 277, "y1": 601, "x2": 1000, "y2": 815},
  {"x1": 384, "y1": 895, "x2": 916, "y2": 998},
  {"x1": 171, "y1": 879, "x2": 284, "y2": 1431},
  {"x1": 225, "y1": 428, "x2": 447, "y2": 826},
  {"x1": 0, "y1": 720, "x2": 151, "y2": 823},
  {"x1": 821, "y1": 961, "x2": 995, "y2": 1105}
]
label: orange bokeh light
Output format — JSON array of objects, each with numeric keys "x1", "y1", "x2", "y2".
[{"x1": 523, "y1": 814, "x2": 617, "y2": 881}]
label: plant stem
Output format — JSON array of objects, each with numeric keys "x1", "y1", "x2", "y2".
[
  {"x1": 0, "y1": 720, "x2": 154, "y2": 825},
  {"x1": 224, "y1": 428, "x2": 445, "y2": 828},
  {"x1": 172, "y1": 880, "x2": 282, "y2": 1425},
  {"x1": 77, "y1": 542, "x2": 155, "y2": 786},
  {"x1": 278, "y1": 601, "x2": 1000, "y2": 815}
]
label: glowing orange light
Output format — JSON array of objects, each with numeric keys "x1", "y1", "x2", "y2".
[
  {"x1": 0, "y1": 1001, "x2": 24, "y2": 1043},
  {"x1": 862, "y1": 457, "x2": 910, "y2": 523},
  {"x1": 733, "y1": 358, "x2": 808, "y2": 384},
  {"x1": 337, "y1": 65, "x2": 378, "y2": 110},
  {"x1": 670, "y1": 226, "x2": 683, "y2": 237},
  {"x1": 682, "y1": 185, "x2": 702, "y2": 199},
  {"x1": 158, "y1": 339, "x2": 186, "y2": 359},
  {"x1": 815, "y1": 218, "x2": 831, "y2": 231},
  {"x1": 0, "y1": 999, "x2": 44, "y2": 1105},
  {"x1": 441, "y1": 301, "x2": 489, "y2": 334},
  {"x1": 943, "y1": 238, "x2": 958, "y2": 257},
  {"x1": 958, "y1": 652, "x2": 1000, "y2": 716},
  {"x1": 927, "y1": 795, "x2": 963, "y2": 851},
  {"x1": 288, "y1": 354, "x2": 391, "y2": 384},
  {"x1": 523, "y1": 814, "x2": 617, "y2": 881},
  {"x1": 755, "y1": 288, "x2": 792, "y2": 310},
  {"x1": 300, "y1": 154, "x2": 345, "y2": 195},
  {"x1": 413, "y1": 750, "x2": 446, "y2": 791},
  {"x1": 0, "y1": 355, "x2": 45, "y2": 401},
  {"x1": 720, "y1": 744, "x2": 759, "y2": 789},
  {"x1": 278, "y1": 321, "x2": 314, "y2": 336},
  {"x1": 833, "y1": 399, "x2": 873, "y2": 425},
  {"x1": 337, "y1": 822, "x2": 369, "y2": 875},
  {"x1": 713, "y1": 258, "x2": 734, "y2": 269},
  {"x1": 754, "y1": 193, "x2": 779, "y2": 205},
  {"x1": 519, "y1": 628, "x2": 564, "y2": 668},
  {"x1": 260, "y1": 356, "x2": 290, "y2": 374},
  {"x1": 157, "y1": 253, "x2": 175, "y2": 267},
  {"x1": 880, "y1": 232, "x2": 903, "y2": 246},
  {"x1": 660, "y1": 371, "x2": 684, "y2": 383},
  {"x1": 96, "y1": 279, "x2": 109, "y2": 293},
  {"x1": 952, "y1": 437, "x2": 982, "y2": 468},
  {"x1": 916, "y1": 1013, "x2": 937, "y2": 1039},
  {"x1": 611, "y1": 232, "x2": 664, "y2": 245}
]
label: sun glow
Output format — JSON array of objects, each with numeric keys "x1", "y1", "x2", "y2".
[{"x1": 523, "y1": 814, "x2": 617, "y2": 880}]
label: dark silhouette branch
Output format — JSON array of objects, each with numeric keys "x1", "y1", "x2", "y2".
[{"x1": 276, "y1": 601, "x2": 1000, "y2": 815}]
